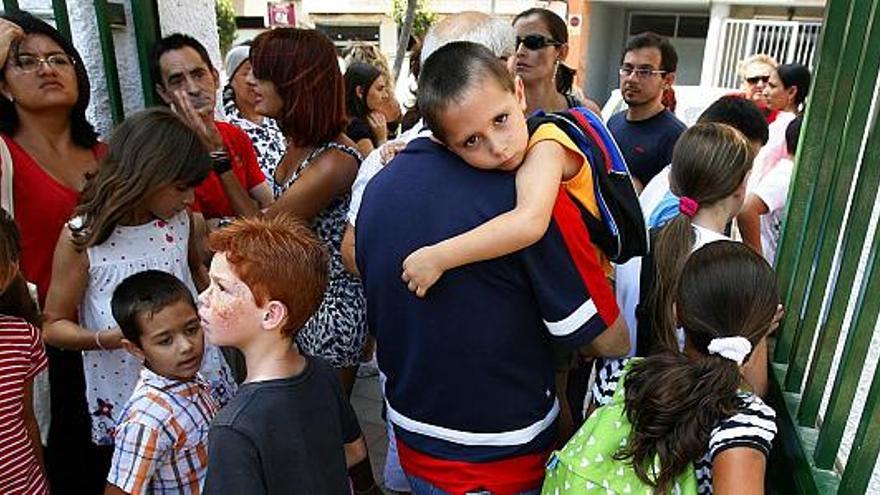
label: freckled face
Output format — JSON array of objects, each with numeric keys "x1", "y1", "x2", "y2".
[{"x1": 198, "y1": 253, "x2": 263, "y2": 347}]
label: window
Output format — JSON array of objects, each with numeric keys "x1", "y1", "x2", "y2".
[{"x1": 629, "y1": 13, "x2": 710, "y2": 39}]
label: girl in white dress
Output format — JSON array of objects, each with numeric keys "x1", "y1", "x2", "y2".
[{"x1": 43, "y1": 108, "x2": 235, "y2": 451}]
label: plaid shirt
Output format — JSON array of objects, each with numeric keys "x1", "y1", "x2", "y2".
[{"x1": 107, "y1": 368, "x2": 218, "y2": 494}]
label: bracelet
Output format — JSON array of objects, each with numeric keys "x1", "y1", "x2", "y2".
[
  {"x1": 209, "y1": 150, "x2": 233, "y2": 175},
  {"x1": 95, "y1": 329, "x2": 107, "y2": 350}
]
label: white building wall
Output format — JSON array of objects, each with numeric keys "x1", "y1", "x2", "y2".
[{"x1": 158, "y1": 0, "x2": 222, "y2": 70}]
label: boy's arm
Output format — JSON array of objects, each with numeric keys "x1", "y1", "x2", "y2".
[
  {"x1": 736, "y1": 193, "x2": 768, "y2": 257},
  {"x1": 104, "y1": 484, "x2": 128, "y2": 495},
  {"x1": 402, "y1": 140, "x2": 569, "y2": 296},
  {"x1": 106, "y1": 422, "x2": 168, "y2": 495}
]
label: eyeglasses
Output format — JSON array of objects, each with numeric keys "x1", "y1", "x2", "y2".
[
  {"x1": 618, "y1": 66, "x2": 667, "y2": 78},
  {"x1": 14, "y1": 54, "x2": 76, "y2": 73},
  {"x1": 516, "y1": 35, "x2": 562, "y2": 51},
  {"x1": 745, "y1": 75, "x2": 771, "y2": 85}
]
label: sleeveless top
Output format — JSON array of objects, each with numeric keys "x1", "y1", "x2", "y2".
[
  {"x1": 77, "y1": 211, "x2": 235, "y2": 445},
  {"x1": 274, "y1": 142, "x2": 368, "y2": 369}
]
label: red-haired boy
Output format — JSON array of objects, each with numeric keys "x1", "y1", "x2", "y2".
[{"x1": 199, "y1": 215, "x2": 374, "y2": 493}]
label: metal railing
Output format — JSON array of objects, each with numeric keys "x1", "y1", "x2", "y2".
[
  {"x1": 769, "y1": 0, "x2": 880, "y2": 493},
  {"x1": 714, "y1": 18, "x2": 822, "y2": 88},
  {"x1": 1, "y1": 0, "x2": 161, "y2": 124}
]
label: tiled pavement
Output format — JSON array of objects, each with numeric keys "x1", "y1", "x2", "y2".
[{"x1": 351, "y1": 365, "x2": 399, "y2": 493}]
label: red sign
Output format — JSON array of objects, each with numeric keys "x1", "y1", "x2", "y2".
[{"x1": 268, "y1": 3, "x2": 296, "y2": 27}]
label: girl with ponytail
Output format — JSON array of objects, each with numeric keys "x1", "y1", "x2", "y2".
[
  {"x1": 543, "y1": 241, "x2": 778, "y2": 494},
  {"x1": 617, "y1": 122, "x2": 757, "y2": 359}
]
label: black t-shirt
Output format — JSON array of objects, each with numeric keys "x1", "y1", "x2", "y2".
[
  {"x1": 346, "y1": 118, "x2": 376, "y2": 147},
  {"x1": 204, "y1": 357, "x2": 361, "y2": 494},
  {"x1": 608, "y1": 108, "x2": 686, "y2": 186}
]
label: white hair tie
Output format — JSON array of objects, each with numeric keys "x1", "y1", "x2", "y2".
[{"x1": 707, "y1": 336, "x2": 752, "y2": 365}]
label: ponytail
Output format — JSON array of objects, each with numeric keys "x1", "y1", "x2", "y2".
[
  {"x1": 650, "y1": 214, "x2": 696, "y2": 350},
  {"x1": 648, "y1": 123, "x2": 755, "y2": 351},
  {"x1": 623, "y1": 241, "x2": 779, "y2": 492},
  {"x1": 555, "y1": 62, "x2": 576, "y2": 95},
  {"x1": 617, "y1": 351, "x2": 742, "y2": 492}
]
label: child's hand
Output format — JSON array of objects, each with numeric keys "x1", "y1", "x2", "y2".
[
  {"x1": 401, "y1": 247, "x2": 445, "y2": 298},
  {"x1": 769, "y1": 304, "x2": 785, "y2": 334},
  {"x1": 380, "y1": 141, "x2": 406, "y2": 164}
]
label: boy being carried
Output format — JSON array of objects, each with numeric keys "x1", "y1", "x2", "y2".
[
  {"x1": 106, "y1": 270, "x2": 218, "y2": 494},
  {"x1": 199, "y1": 215, "x2": 376, "y2": 494},
  {"x1": 400, "y1": 41, "x2": 625, "y2": 325}
]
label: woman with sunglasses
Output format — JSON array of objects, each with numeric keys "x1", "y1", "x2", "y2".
[
  {"x1": 512, "y1": 8, "x2": 601, "y2": 116},
  {"x1": 738, "y1": 63, "x2": 811, "y2": 258},
  {"x1": 0, "y1": 11, "x2": 108, "y2": 495},
  {"x1": 737, "y1": 54, "x2": 777, "y2": 107}
]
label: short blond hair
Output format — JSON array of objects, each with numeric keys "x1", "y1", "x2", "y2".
[{"x1": 737, "y1": 54, "x2": 778, "y2": 79}]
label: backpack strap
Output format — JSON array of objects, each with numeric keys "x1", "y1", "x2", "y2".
[{"x1": 0, "y1": 137, "x2": 13, "y2": 217}]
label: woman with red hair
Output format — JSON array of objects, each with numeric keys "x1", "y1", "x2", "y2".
[{"x1": 248, "y1": 28, "x2": 367, "y2": 397}]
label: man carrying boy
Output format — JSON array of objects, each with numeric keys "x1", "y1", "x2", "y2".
[
  {"x1": 198, "y1": 215, "x2": 377, "y2": 494},
  {"x1": 356, "y1": 30, "x2": 629, "y2": 495},
  {"x1": 106, "y1": 270, "x2": 217, "y2": 494}
]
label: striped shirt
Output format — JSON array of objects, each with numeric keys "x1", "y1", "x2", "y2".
[
  {"x1": 592, "y1": 358, "x2": 777, "y2": 494},
  {"x1": 0, "y1": 316, "x2": 48, "y2": 495},
  {"x1": 107, "y1": 368, "x2": 218, "y2": 494}
]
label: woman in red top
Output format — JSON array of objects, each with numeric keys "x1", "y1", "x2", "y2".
[{"x1": 0, "y1": 11, "x2": 105, "y2": 494}]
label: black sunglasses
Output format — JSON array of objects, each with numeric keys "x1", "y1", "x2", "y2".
[
  {"x1": 516, "y1": 35, "x2": 562, "y2": 51},
  {"x1": 745, "y1": 75, "x2": 771, "y2": 85}
]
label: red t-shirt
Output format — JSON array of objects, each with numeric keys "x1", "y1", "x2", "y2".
[
  {"x1": 193, "y1": 121, "x2": 267, "y2": 219},
  {"x1": 1, "y1": 135, "x2": 105, "y2": 306},
  {"x1": 0, "y1": 316, "x2": 49, "y2": 494}
]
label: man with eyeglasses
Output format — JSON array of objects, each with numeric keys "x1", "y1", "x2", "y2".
[{"x1": 608, "y1": 32, "x2": 686, "y2": 192}]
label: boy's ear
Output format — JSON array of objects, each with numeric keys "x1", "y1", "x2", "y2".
[
  {"x1": 261, "y1": 300, "x2": 288, "y2": 332},
  {"x1": 514, "y1": 76, "x2": 527, "y2": 111},
  {"x1": 121, "y1": 338, "x2": 146, "y2": 363}
]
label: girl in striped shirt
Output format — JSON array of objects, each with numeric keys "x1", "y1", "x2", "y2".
[
  {"x1": 546, "y1": 241, "x2": 778, "y2": 494},
  {"x1": 0, "y1": 210, "x2": 49, "y2": 494}
]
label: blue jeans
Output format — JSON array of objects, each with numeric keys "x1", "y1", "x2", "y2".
[{"x1": 406, "y1": 475, "x2": 541, "y2": 495}]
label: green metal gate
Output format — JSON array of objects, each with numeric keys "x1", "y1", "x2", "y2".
[{"x1": 770, "y1": 0, "x2": 880, "y2": 492}]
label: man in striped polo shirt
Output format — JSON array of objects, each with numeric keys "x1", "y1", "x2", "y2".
[{"x1": 356, "y1": 13, "x2": 630, "y2": 494}]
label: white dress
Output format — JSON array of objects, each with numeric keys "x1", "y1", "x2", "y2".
[{"x1": 77, "y1": 212, "x2": 235, "y2": 445}]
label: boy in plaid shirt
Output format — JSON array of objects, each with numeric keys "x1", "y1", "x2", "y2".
[{"x1": 105, "y1": 270, "x2": 218, "y2": 494}]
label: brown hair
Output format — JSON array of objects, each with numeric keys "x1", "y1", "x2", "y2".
[
  {"x1": 650, "y1": 123, "x2": 755, "y2": 350},
  {"x1": 71, "y1": 107, "x2": 210, "y2": 249},
  {"x1": 250, "y1": 28, "x2": 347, "y2": 147},
  {"x1": 0, "y1": 210, "x2": 39, "y2": 325},
  {"x1": 208, "y1": 214, "x2": 328, "y2": 339},
  {"x1": 619, "y1": 241, "x2": 778, "y2": 492},
  {"x1": 418, "y1": 41, "x2": 515, "y2": 142}
]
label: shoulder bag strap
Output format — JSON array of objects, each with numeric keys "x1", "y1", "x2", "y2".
[{"x1": 0, "y1": 137, "x2": 13, "y2": 218}]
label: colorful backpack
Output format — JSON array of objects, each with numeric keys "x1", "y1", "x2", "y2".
[
  {"x1": 542, "y1": 360, "x2": 698, "y2": 495},
  {"x1": 527, "y1": 108, "x2": 648, "y2": 264}
]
